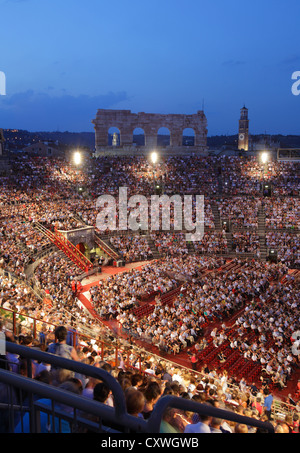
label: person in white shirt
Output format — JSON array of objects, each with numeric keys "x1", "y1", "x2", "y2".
[
  {"x1": 172, "y1": 368, "x2": 184, "y2": 386},
  {"x1": 184, "y1": 408, "x2": 212, "y2": 434}
]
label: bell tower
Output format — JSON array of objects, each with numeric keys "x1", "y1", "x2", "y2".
[{"x1": 238, "y1": 106, "x2": 249, "y2": 151}]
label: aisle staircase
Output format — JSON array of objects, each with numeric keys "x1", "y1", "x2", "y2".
[
  {"x1": 225, "y1": 231, "x2": 233, "y2": 251},
  {"x1": 131, "y1": 284, "x2": 184, "y2": 320},
  {"x1": 217, "y1": 173, "x2": 223, "y2": 196},
  {"x1": 33, "y1": 222, "x2": 93, "y2": 272},
  {"x1": 258, "y1": 205, "x2": 267, "y2": 261},
  {"x1": 211, "y1": 202, "x2": 222, "y2": 231},
  {"x1": 144, "y1": 233, "x2": 162, "y2": 259},
  {"x1": 94, "y1": 232, "x2": 121, "y2": 262}
]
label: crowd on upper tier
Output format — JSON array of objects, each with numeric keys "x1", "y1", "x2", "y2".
[{"x1": 109, "y1": 235, "x2": 153, "y2": 262}]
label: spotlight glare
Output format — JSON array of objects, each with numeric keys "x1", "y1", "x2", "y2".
[
  {"x1": 151, "y1": 151, "x2": 158, "y2": 164},
  {"x1": 73, "y1": 151, "x2": 82, "y2": 166},
  {"x1": 261, "y1": 152, "x2": 269, "y2": 164}
]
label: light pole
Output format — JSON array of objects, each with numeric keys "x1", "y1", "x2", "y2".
[
  {"x1": 73, "y1": 150, "x2": 82, "y2": 195},
  {"x1": 261, "y1": 151, "x2": 268, "y2": 166},
  {"x1": 150, "y1": 151, "x2": 158, "y2": 193},
  {"x1": 73, "y1": 151, "x2": 82, "y2": 167},
  {"x1": 151, "y1": 151, "x2": 158, "y2": 165},
  {"x1": 260, "y1": 151, "x2": 269, "y2": 196}
]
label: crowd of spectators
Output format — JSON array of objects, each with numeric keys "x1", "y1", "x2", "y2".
[
  {"x1": 119, "y1": 258, "x2": 299, "y2": 368},
  {"x1": 109, "y1": 235, "x2": 153, "y2": 262},
  {"x1": 0, "y1": 272, "x2": 41, "y2": 321},
  {"x1": 90, "y1": 261, "x2": 178, "y2": 321},
  {"x1": 0, "y1": 153, "x2": 299, "y2": 433},
  {"x1": 1, "y1": 322, "x2": 299, "y2": 434},
  {"x1": 220, "y1": 156, "x2": 299, "y2": 196},
  {"x1": 193, "y1": 231, "x2": 228, "y2": 254},
  {"x1": 231, "y1": 232, "x2": 260, "y2": 256},
  {"x1": 33, "y1": 251, "x2": 82, "y2": 304},
  {"x1": 150, "y1": 232, "x2": 189, "y2": 256},
  {"x1": 264, "y1": 197, "x2": 299, "y2": 230},
  {"x1": 1, "y1": 155, "x2": 298, "y2": 262},
  {"x1": 266, "y1": 232, "x2": 299, "y2": 267},
  {"x1": 216, "y1": 197, "x2": 260, "y2": 229}
]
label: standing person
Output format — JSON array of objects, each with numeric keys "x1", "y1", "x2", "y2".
[
  {"x1": 263, "y1": 388, "x2": 273, "y2": 420},
  {"x1": 47, "y1": 326, "x2": 79, "y2": 371},
  {"x1": 38, "y1": 324, "x2": 48, "y2": 346},
  {"x1": 71, "y1": 280, "x2": 77, "y2": 297},
  {"x1": 251, "y1": 396, "x2": 263, "y2": 416},
  {"x1": 190, "y1": 351, "x2": 198, "y2": 371}
]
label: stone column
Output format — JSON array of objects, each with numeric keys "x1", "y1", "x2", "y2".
[
  {"x1": 170, "y1": 129, "x2": 182, "y2": 147},
  {"x1": 143, "y1": 124, "x2": 158, "y2": 149},
  {"x1": 94, "y1": 125, "x2": 108, "y2": 147},
  {"x1": 194, "y1": 111, "x2": 208, "y2": 149},
  {"x1": 194, "y1": 125, "x2": 208, "y2": 148},
  {"x1": 120, "y1": 126, "x2": 133, "y2": 146}
]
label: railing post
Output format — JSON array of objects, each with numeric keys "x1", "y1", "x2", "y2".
[
  {"x1": 73, "y1": 330, "x2": 77, "y2": 348},
  {"x1": 115, "y1": 345, "x2": 118, "y2": 368},
  {"x1": 101, "y1": 342, "x2": 104, "y2": 361},
  {"x1": 13, "y1": 312, "x2": 17, "y2": 336},
  {"x1": 33, "y1": 319, "x2": 37, "y2": 339}
]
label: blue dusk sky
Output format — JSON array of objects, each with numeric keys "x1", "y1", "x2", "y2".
[{"x1": 0, "y1": 0, "x2": 299, "y2": 135}]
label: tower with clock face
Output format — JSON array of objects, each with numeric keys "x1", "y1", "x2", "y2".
[{"x1": 238, "y1": 106, "x2": 249, "y2": 151}]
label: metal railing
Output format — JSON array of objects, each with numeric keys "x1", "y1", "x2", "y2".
[{"x1": 0, "y1": 342, "x2": 275, "y2": 434}]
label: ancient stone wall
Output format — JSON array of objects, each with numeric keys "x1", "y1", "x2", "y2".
[{"x1": 92, "y1": 109, "x2": 208, "y2": 154}]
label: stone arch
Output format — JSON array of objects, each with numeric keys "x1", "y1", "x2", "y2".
[
  {"x1": 108, "y1": 127, "x2": 120, "y2": 146},
  {"x1": 133, "y1": 127, "x2": 145, "y2": 146},
  {"x1": 74, "y1": 241, "x2": 92, "y2": 260},
  {"x1": 76, "y1": 242, "x2": 86, "y2": 254},
  {"x1": 182, "y1": 128, "x2": 195, "y2": 146},
  {"x1": 157, "y1": 127, "x2": 170, "y2": 147}
]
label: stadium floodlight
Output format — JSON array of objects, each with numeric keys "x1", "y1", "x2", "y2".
[
  {"x1": 260, "y1": 152, "x2": 269, "y2": 164},
  {"x1": 73, "y1": 151, "x2": 82, "y2": 166},
  {"x1": 151, "y1": 151, "x2": 158, "y2": 164}
]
